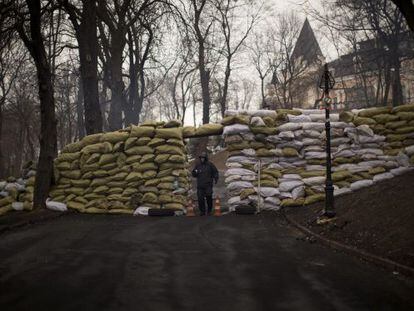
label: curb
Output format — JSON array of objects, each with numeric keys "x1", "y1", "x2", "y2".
[
  {"x1": 283, "y1": 212, "x2": 414, "y2": 278},
  {"x1": 0, "y1": 211, "x2": 67, "y2": 235}
]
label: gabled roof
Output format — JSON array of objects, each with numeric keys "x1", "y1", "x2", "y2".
[{"x1": 291, "y1": 18, "x2": 324, "y2": 65}]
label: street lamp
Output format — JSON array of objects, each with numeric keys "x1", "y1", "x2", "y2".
[{"x1": 318, "y1": 63, "x2": 336, "y2": 218}]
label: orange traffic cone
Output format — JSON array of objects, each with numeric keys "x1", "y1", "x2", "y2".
[
  {"x1": 186, "y1": 198, "x2": 195, "y2": 217},
  {"x1": 214, "y1": 195, "x2": 222, "y2": 216}
]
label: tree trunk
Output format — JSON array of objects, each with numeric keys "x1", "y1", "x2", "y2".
[
  {"x1": 391, "y1": 61, "x2": 403, "y2": 107},
  {"x1": 0, "y1": 100, "x2": 4, "y2": 179},
  {"x1": 19, "y1": 0, "x2": 57, "y2": 209},
  {"x1": 383, "y1": 66, "x2": 391, "y2": 106},
  {"x1": 220, "y1": 59, "x2": 231, "y2": 117},
  {"x1": 76, "y1": 76, "x2": 85, "y2": 139},
  {"x1": 77, "y1": 0, "x2": 103, "y2": 134}
]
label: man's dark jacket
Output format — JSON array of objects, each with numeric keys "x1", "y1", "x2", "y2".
[{"x1": 192, "y1": 160, "x2": 219, "y2": 189}]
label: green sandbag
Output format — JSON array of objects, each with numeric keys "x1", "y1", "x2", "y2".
[
  {"x1": 140, "y1": 121, "x2": 157, "y2": 127},
  {"x1": 71, "y1": 179, "x2": 91, "y2": 187},
  {"x1": 159, "y1": 162, "x2": 185, "y2": 170},
  {"x1": 142, "y1": 192, "x2": 158, "y2": 203},
  {"x1": 155, "y1": 145, "x2": 184, "y2": 155},
  {"x1": 396, "y1": 112, "x2": 414, "y2": 121},
  {"x1": 145, "y1": 179, "x2": 160, "y2": 187},
  {"x1": 148, "y1": 138, "x2": 165, "y2": 148},
  {"x1": 93, "y1": 185, "x2": 109, "y2": 194},
  {"x1": 56, "y1": 161, "x2": 71, "y2": 170},
  {"x1": 262, "y1": 116, "x2": 276, "y2": 127},
  {"x1": 333, "y1": 157, "x2": 359, "y2": 164},
  {"x1": 368, "y1": 167, "x2": 386, "y2": 175},
  {"x1": 339, "y1": 111, "x2": 354, "y2": 122},
  {"x1": 84, "y1": 153, "x2": 100, "y2": 165},
  {"x1": 395, "y1": 126, "x2": 414, "y2": 134},
  {"x1": 124, "y1": 137, "x2": 138, "y2": 150},
  {"x1": 385, "y1": 120, "x2": 407, "y2": 129},
  {"x1": 347, "y1": 174, "x2": 364, "y2": 183},
  {"x1": 195, "y1": 124, "x2": 223, "y2": 137},
  {"x1": 227, "y1": 141, "x2": 250, "y2": 151},
  {"x1": 353, "y1": 116, "x2": 376, "y2": 126},
  {"x1": 65, "y1": 187, "x2": 85, "y2": 196},
  {"x1": 386, "y1": 134, "x2": 407, "y2": 142},
  {"x1": 67, "y1": 201, "x2": 86, "y2": 212},
  {"x1": 107, "y1": 181, "x2": 127, "y2": 188},
  {"x1": 357, "y1": 172, "x2": 372, "y2": 180},
  {"x1": 164, "y1": 120, "x2": 182, "y2": 128},
  {"x1": 384, "y1": 148, "x2": 402, "y2": 156},
  {"x1": 169, "y1": 154, "x2": 186, "y2": 163},
  {"x1": 125, "y1": 172, "x2": 142, "y2": 182},
  {"x1": 84, "y1": 193, "x2": 105, "y2": 200},
  {"x1": 262, "y1": 168, "x2": 282, "y2": 178},
  {"x1": 117, "y1": 153, "x2": 127, "y2": 167},
  {"x1": 81, "y1": 142, "x2": 113, "y2": 154},
  {"x1": 81, "y1": 133, "x2": 103, "y2": 146},
  {"x1": 158, "y1": 182, "x2": 174, "y2": 190},
  {"x1": 92, "y1": 170, "x2": 110, "y2": 178},
  {"x1": 130, "y1": 125, "x2": 155, "y2": 138},
  {"x1": 155, "y1": 128, "x2": 183, "y2": 140},
  {"x1": 125, "y1": 146, "x2": 154, "y2": 155},
  {"x1": 256, "y1": 148, "x2": 274, "y2": 157},
  {"x1": 253, "y1": 180, "x2": 278, "y2": 187},
  {"x1": 112, "y1": 141, "x2": 124, "y2": 152},
  {"x1": 250, "y1": 127, "x2": 278, "y2": 135},
  {"x1": 358, "y1": 106, "x2": 391, "y2": 118},
  {"x1": 126, "y1": 155, "x2": 141, "y2": 164},
  {"x1": 372, "y1": 114, "x2": 400, "y2": 124},
  {"x1": 123, "y1": 188, "x2": 139, "y2": 196},
  {"x1": 182, "y1": 126, "x2": 196, "y2": 138},
  {"x1": 335, "y1": 181, "x2": 350, "y2": 188},
  {"x1": 221, "y1": 115, "x2": 250, "y2": 126},
  {"x1": 132, "y1": 162, "x2": 157, "y2": 172},
  {"x1": 62, "y1": 141, "x2": 83, "y2": 153},
  {"x1": 157, "y1": 168, "x2": 173, "y2": 178},
  {"x1": 332, "y1": 170, "x2": 352, "y2": 182},
  {"x1": 60, "y1": 170, "x2": 82, "y2": 179},
  {"x1": 140, "y1": 154, "x2": 156, "y2": 163},
  {"x1": 58, "y1": 152, "x2": 80, "y2": 162},
  {"x1": 282, "y1": 147, "x2": 298, "y2": 157},
  {"x1": 392, "y1": 104, "x2": 414, "y2": 113},
  {"x1": 389, "y1": 141, "x2": 403, "y2": 148},
  {"x1": 135, "y1": 137, "x2": 151, "y2": 146},
  {"x1": 142, "y1": 170, "x2": 157, "y2": 179},
  {"x1": 249, "y1": 141, "x2": 266, "y2": 149},
  {"x1": 276, "y1": 109, "x2": 301, "y2": 116},
  {"x1": 155, "y1": 154, "x2": 170, "y2": 163},
  {"x1": 299, "y1": 170, "x2": 325, "y2": 178},
  {"x1": 0, "y1": 196, "x2": 13, "y2": 207},
  {"x1": 91, "y1": 178, "x2": 110, "y2": 187},
  {"x1": 100, "y1": 131, "x2": 129, "y2": 143},
  {"x1": 109, "y1": 172, "x2": 129, "y2": 181},
  {"x1": 84, "y1": 207, "x2": 107, "y2": 214},
  {"x1": 304, "y1": 194, "x2": 325, "y2": 205},
  {"x1": 164, "y1": 203, "x2": 184, "y2": 210},
  {"x1": 281, "y1": 198, "x2": 305, "y2": 207},
  {"x1": 159, "y1": 194, "x2": 173, "y2": 204},
  {"x1": 108, "y1": 187, "x2": 123, "y2": 195},
  {"x1": 167, "y1": 138, "x2": 185, "y2": 147},
  {"x1": 99, "y1": 153, "x2": 118, "y2": 166}
]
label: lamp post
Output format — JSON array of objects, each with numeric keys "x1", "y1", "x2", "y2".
[{"x1": 319, "y1": 63, "x2": 336, "y2": 218}]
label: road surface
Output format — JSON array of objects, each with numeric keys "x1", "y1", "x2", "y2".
[{"x1": 0, "y1": 213, "x2": 413, "y2": 311}]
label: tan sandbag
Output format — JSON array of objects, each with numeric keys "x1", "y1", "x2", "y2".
[
  {"x1": 0, "y1": 205, "x2": 13, "y2": 216},
  {"x1": 132, "y1": 162, "x2": 157, "y2": 172},
  {"x1": 155, "y1": 145, "x2": 184, "y2": 155},
  {"x1": 90, "y1": 178, "x2": 110, "y2": 187},
  {"x1": 60, "y1": 170, "x2": 82, "y2": 179},
  {"x1": 84, "y1": 207, "x2": 107, "y2": 214},
  {"x1": 304, "y1": 194, "x2": 324, "y2": 205},
  {"x1": 144, "y1": 179, "x2": 160, "y2": 187},
  {"x1": 124, "y1": 137, "x2": 138, "y2": 150},
  {"x1": 64, "y1": 187, "x2": 85, "y2": 196},
  {"x1": 353, "y1": 116, "x2": 376, "y2": 126},
  {"x1": 58, "y1": 152, "x2": 80, "y2": 162},
  {"x1": 221, "y1": 115, "x2": 250, "y2": 126},
  {"x1": 81, "y1": 142, "x2": 112, "y2": 154},
  {"x1": 142, "y1": 170, "x2": 157, "y2": 179},
  {"x1": 281, "y1": 198, "x2": 305, "y2": 207},
  {"x1": 372, "y1": 114, "x2": 400, "y2": 124},
  {"x1": 108, "y1": 187, "x2": 123, "y2": 194},
  {"x1": 125, "y1": 172, "x2": 142, "y2": 182},
  {"x1": 395, "y1": 126, "x2": 414, "y2": 134},
  {"x1": 148, "y1": 138, "x2": 165, "y2": 148},
  {"x1": 122, "y1": 188, "x2": 139, "y2": 196},
  {"x1": 126, "y1": 155, "x2": 141, "y2": 164},
  {"x1": 84, "y1": 193, "x2": 105, "y2": 200},
  {"x1": 99, "y1": 153, "x2": 118, "y2": 166},
  {"x1": 386, "y1": 134, "x2": 407, "y2": 142},
  {"x1": 227, "y1": 141, "x2": 250, "y2": 151},
  {"x1": 182, "y1": 126, "x2": 196, "y2": 138},
  {"x1": 142, "y1": 192, "x2": 158, "y2": 203},
  {"x1": 112, "y1": 141, "x2": 124, "y2": 152},
  {"x1": 130, "y1": 125, "x2": 155, "y2": 138},
  {"x1": 158, "y1": 182, "x2": 174, "y2": 190},
  {"x1": 154, "y1": 154, "x2": 170, "y2": 163},
  {"x1": 155, "y1": 128, "x2": 183, "y2": 140},
  {"x1": 194, "y1": 124, "x2": 223, "y2": 137},
  {"x1": 109, "y1": 172, "x2": 128, "y2": 181},
  {"x1": 368, "y1": 167, "x2": 386, "y2": 175},
  {"x1": 0, "y1": 196, "x2": 13, "y2": 207},
  {"x1": 256, "y1": 148, "x2": 274, "y2": 157},
  {"x1": 250, "y1": 127, "x2": 277, "y2": 135},
  {"x1": 164, "y1": 119, "x2": 182, "y2": 128},
  {"x1": 339, "y1": 111, "x2": 354, "y2": 123},
  {"x1": 385, "y1": 120, "x2": 407, "y2": 129},
  {"x1": 67, "y1": 201, "x2": 85, "y2": 212},
  {"x1": 159, "y1": 162, "x2": 185, "y2": 170},
  {"x1": 140, "y1": 154, "x2": 156, "y2": 163},
  {"x1": 125, "y1": 145, "x2": 154, "y2": 155},
  {"x1": 81, "y1": 133, "x2": 103, "y2": 145},
  {"x1": 358, "y1": 107, "x2": 391, "y2": 118},
  {"x1": 392, "y1": 104, "x2": 414, "y2": 113},
  {"x1": 107, "y1": 181, "x2": 127, "y2": 188},
  {"x1": 62, "y1": 141, "x2": 83, "y2": 153},
  {"x1": 100, "y1": 131, "x2": 129, "y2": 143},
  {"x1": 92, "y1": 170, "x2": 110, "y2": 178},
  {"x1": 164, "y1": 203, "x2": 184, "y2": 210},
  {"x1": 396, "y1": 111, "x2": 414, "y2": 121},
  {"x1": 299, "y1": 170, "x2": 325, "y2": 178},
  {"x1": 140, "y1": 121, "x2": 158, "y2": 127},
  {"x1": 262, "y1": 116, "x2": 276, "y2": 127},
  {"x1": 332, "y1": 170, "x2": 352, "y2": 182},
  {"x1": 84, "y1": 153, "x2": 100, "y2": 165},
  {"x1": 166, "y1": 138, "x2": 185, "y2": 147},
  {"x1": 276, "y1": 109, "x2": 301, "y2": 116},
  {"x1": 335, "y1": 181, "x2": 350, "y2": 188},
  {"x1": 282, "y1": 147, "x2": 299, "y2": 157},
  {"x1": 169, "y1": 154, "x2": 185, "y2": 163},
  {"x1": 262, "y1": 168, "x2": 282, "y2": 178},
  {"x1": 249, "y1": 141, "x2": 266, "y2": 149}
]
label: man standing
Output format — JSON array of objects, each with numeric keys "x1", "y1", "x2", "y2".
[{"x1": 192, "y1": 151, "x2": 219, "y2": 216}]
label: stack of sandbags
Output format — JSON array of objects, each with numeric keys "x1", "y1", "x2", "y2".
[
  {"x1": 50, "y1": 120, "x2": 191, "y2": 215},
  {"x1": 0, "y1": 162, "x2": 36, "y2": 216},
  {"x1": 222, "y1": 104, "x2": 414, "y2": 211}
]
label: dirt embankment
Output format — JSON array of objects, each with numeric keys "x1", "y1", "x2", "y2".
[{"x1": 286, "y1": 170, "x2": 414, "y2": 267}]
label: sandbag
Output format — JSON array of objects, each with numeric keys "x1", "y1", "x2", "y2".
[
  {"x1": 130, "y1": 125, "x2": 155, "y2": 138},
  {"x1": 350, "y1": 179, "x2": 374, "y2": 191}
]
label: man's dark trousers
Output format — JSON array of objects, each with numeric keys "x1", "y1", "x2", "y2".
[{"x1": 197, "y1": 187, "x2": 213, "y2": 215}]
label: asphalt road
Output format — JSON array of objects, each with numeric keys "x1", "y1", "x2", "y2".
[{"x1": 1, "y1": 213, "x2": 413, "y2": 311}]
